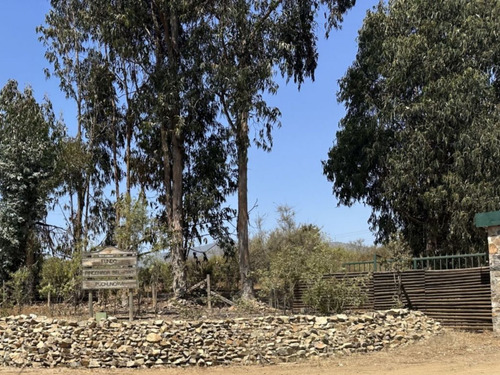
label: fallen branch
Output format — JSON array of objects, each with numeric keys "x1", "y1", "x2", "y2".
[
  {"x1": 187, "y1": 279, "x2": 206, "y2": 293},
  {"x1": 210, "y1": 291, "x2": 234, "y2": 306}
]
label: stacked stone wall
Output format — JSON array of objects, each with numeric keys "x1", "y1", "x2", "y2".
[{"x1": 0, "y1": 309, "x2": 442, "y2": 368}]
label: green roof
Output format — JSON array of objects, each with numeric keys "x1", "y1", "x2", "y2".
[{"x1": 474, "y1": 211, "x2": 500, "y2": 228}]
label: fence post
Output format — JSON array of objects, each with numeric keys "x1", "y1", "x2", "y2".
[
  {"x1": 88, "y1": 290, "x2": 93, "y2": 318},
  {"x1": 129, "y1": 289, "x2": 133, "y2": 322},
  {"x1": 206, "y1": 274, "x2": 211, "y2": 311},
  {"x1": 47, "y1": 283, "x2": 51, "y2": 310},
  {"x1": 152, "y1": 283, "x2": 157, "y2": 312},
  {"x1": 373, "y1": 254, "x2": 378, "y2": 272}
]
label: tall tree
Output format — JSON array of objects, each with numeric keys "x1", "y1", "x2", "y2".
[
  {"x1": 323, "y1": 0, "x2": 500, "y2": 255},
  {"x1": 38, "y1": 0, "x2": 89, "y2": 247},
  {"x1": 211, "y1": 0, "x2": 356, "y2": 299},
  {"x1": 106, "y1": 0, "x2": 235, "y2": 297},
  {"x1": 0, "y1": 80, "x2": 64, "y2": 284},
  {"x1": 42, "y1": 0, "x2": 238, "y2": 297},
  {"x1": 40, "y1": 0, "x2": 130, "y2": 250}
]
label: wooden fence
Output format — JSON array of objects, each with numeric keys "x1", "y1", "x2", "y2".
[{"x1": 294, "y1": 267, "x2": 492, "y2": 331}]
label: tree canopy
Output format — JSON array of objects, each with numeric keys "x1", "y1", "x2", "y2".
[
  {"x1": 324, "y1": 0, "x2": 500, "y2": 255},
  {"x1": 0, "y1": 80, "x2": 64, "y2": 280}
]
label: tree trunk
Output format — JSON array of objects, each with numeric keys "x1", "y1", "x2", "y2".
[
  {"x1": 160, "y1": 121, "x2": 173, "y2": 221},
  {"x1": 237, "y1": 111, "x2": 254, "y2": 300},
  {"x1": 112, "y1": 104, "x2": 120, "y2": 228},
  {"x1": 123, "y1": 64, "x2": 133, "y2": 197},
  {"x1": 25, "y1": 232, "x2": 36, "y2": 304},
  {"x1": 171, "y1": 129, "x2": 186, "y2": 298},
  {"x1": 74, "y1": 46, "x2": 84, "y2": 248},
  {"x1": 75, "y1": 180, "x2": 85, "y2": 245},
  {"x1": 161, "y1": 5, "x2": 187, "y2": 299}
]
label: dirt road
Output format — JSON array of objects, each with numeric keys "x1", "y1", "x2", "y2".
[{"x1": 1, "y1": 330, "x2": 499, "y2": 375}]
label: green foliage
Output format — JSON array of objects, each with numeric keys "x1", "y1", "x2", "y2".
[
  {"x1": 115, "y1": 194, "x2": 157, "y2": 253},
  {"x1": 324, "y1": 0, "x2": 500, "y2": 255},
  {"x1": 185, "y1": 254, "x2": 240, "y2": 295},
  {"x1": 383, "y1": 233, "x2": 412, "y2": 273},
  {"x1": 0, "y1": 80, "x2": 64, "y2": 278},
  {"x1": 7, "y1": 267, "x2": 30, "y2": 311},
  {"x1": 210, "y1": 0, "x2": 356, "y2": 299},
  {"x1": 38, "y1": 1, "x2": 120, "y2": 248},
  {"x1": 138, "y1": 256, "x2": 172, "y2": 292},
  {"x1": 383, "y1": 233, "x2": 412, "y2": 308},
  {"x1": 302, "y1": 276, "x2": 367, "y2": 314},
  {"x1": 251, "y1": 207, "x2": 360, "y2": 310},
  {"x1": 38, "y1": 256, "x2": 81, "y2": 303}
]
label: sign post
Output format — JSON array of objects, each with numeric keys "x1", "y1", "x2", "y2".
[{"x1": 82, "y1": 246, "x2": 137, "y2": 321}]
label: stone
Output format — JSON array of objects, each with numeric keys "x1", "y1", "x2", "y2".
[
  {"x1": 315, "y1": 317, "x2": 328, "y2": 326},
  {"x1": 146, "y1": 333, "x2": 162, "y2": 343},
  {"x1": 0, "y1": 310, "x2": 442, "y2": 369},
  {"x1": 314, "y1": 342, "x2": 327, "y2": 350},
  {"x1": 59, "y1": 338, "x2": 73, "y2": 348}
]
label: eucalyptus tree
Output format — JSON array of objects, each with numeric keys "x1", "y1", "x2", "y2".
[
  {"x1": 38, "y1": 0, "x2": 89, "y2": 246},
  {"x1": 44, "y1": 0, "x2": 237, "y2": 297},
  {"x1": 323, "y1": 0, "x2": 500, "y2": 255},
  {"x1": 211, "y1": 0, "x2": 356, "y2": 299},
  {"x1": 39, "y1": 1, "x2": 127, "y2": 250},
  {"x1": 0, "y1": 80, "x2": 64, "y2": 284},
  {"x1": 108, "y1": 0, "x2": 236, "y2": 297}
]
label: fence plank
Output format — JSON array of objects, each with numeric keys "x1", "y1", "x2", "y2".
[{"x1": 294, "y1": 266, "x2": 492, "y2": 331}]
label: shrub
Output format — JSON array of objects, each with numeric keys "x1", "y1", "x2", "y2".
[
  {"x1": 8, "y1": 266, "x2": 30, "y2": 312},
  {"x1": 251, "y1": 206, "x2": 367, "y2": 312},
  {"x1": 302, "y1": 276, "x2": 368, "y2": 314},
  {"x1": 39, "y1": 255, "x2": 81, "y2": 303}
]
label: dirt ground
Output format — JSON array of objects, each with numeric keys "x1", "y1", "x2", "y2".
[{"x1": 0, "y1": 329, "x2": 498, "y2": 375}]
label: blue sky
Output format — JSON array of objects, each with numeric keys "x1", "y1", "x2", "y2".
[{"x1": 0, "y1": 0, "x2": 379, "y2": 245}]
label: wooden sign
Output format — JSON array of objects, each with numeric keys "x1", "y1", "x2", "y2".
[
  {"x1": 82, "y1": 257, "x2": 136, "y2": 268},
  {"x1": 83, "y1": 279, "x2": 138, "y2": 290},
  {"x1": 82, "y1": 268, "x2": 137, "y2": 277},
  {"x1": 82, "y1": 246, "x2": 137, "y2": 290}
]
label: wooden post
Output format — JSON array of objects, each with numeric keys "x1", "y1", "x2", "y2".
[
  {"x1": 206, "y1": 274, "x2": 211, "y2": 311},
  {"x1": 152, "y1": 283, "x2": 157, "y2": 312},
  {"x1": 129, "y1": 289, "x2": 134, "y2": 321},
  {"x1": 89, "y1": 290, "x2": 93, "y2": 318}
]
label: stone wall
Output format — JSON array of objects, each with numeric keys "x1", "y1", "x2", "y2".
[
  {"x1": 0, "y1": 309, "x2": 442, "y2": 368},
  {"x1": 487, "y1": 225, "x2": 500, "y2": 332}
]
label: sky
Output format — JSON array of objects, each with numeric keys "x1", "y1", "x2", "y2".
[{"x1": 0, "y1": 0, "x2": 380, "y2": 245}]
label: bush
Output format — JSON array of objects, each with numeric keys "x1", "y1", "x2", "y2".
[
  {"x1": 8, "y1": 266, "x2": 30, "y2": 311},
  {"x1": 186, "y1": 254, "x2": 239, "y2": 295},
  {"x1": 251, "y1": 206, "x2": 367, "y2": 312},
  {"x1": 39, "y1": 255, "x2": 81, "y2": 303},
  {"x1": 303, "y1": 276, "x2": 368, "y2": 314},
  {"x1": 138, "y1": 255, "x2": 173, "y2": 293}
]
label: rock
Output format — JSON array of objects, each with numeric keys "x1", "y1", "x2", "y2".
[
  {"x1": 314, "y1": 342, "x2": 327, "y2": 351},
  {"x1": 59, "y1": 338, "x2": 73, "y2": 348},
  {"x1": 0, "y1": 310, "x2": 442, "y2": 369},
  {"x1": 146, "y1": 333, "x2": 162, "y2": 343},
  {"x1": 315, "y1": 317, "x2": 328, "y2": 326},
  {"x1": 336, "y1": 314, "x2": 348, "y2": 321}
]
